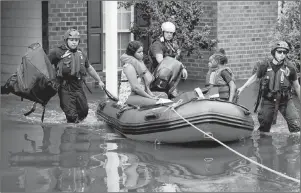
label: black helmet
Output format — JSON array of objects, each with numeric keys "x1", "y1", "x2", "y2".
[
  {"x1": 271, "y1": 41, "x2": 290, "y2": 55},
  {"x1": 63, "y1": 29, "x2": 80, "y2": 41}
]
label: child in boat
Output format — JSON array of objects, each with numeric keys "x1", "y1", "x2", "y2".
[
  {"x1": 117, "y1": 41, "x2": 168, "y2": 107},
  {"x1": 207, "y1": 48, "x2": 237, "y2": 102}
]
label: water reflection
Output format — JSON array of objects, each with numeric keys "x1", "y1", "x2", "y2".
[
  {"x1": 5, "y1": 125, "x2": 300, "y2": 192},
  {"x1": 228, "y1": 132, "x2": 300, "y2": 192},
  {"x1": 8, "y1": 126, "x2": 107, "y2": 192}
]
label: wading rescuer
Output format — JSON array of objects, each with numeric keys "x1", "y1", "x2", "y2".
[
  {"x1": 237, "y1": 40, "x2": 300, "y2": 133},
  {"x1": 48, "y1": 29, "x2": 105, "y2": 123}
]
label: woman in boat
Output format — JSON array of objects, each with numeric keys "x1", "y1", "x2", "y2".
[
  {"x1": 117, "y1": 41, "x2": 168, "y2": 107},
  {"x1": 207, "y1": 48, "x2": 237, "y2": 102}
]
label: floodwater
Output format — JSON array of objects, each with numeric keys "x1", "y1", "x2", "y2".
[{"x1": 1, "y1": 81, "x2": 300, "y2": 192}]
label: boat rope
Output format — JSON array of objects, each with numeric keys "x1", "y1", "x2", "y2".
[
  {"x1": 103, "y1": 86, "x2": 119, "y2": 101},
  {"x1": 170, "y1": 107, "x2": 300, "y2": 184},
  {"x1": 163, "y1": 99, "x2": 183, "y2": 112}
]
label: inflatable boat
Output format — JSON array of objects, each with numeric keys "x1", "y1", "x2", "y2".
[{"x1": 96, "y1": 95, "x2": 255, "y2": 143}]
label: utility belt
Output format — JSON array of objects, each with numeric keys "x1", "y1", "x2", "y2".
[
  {"x1": 61, "y1": 75, "x2": 83, "y2": 81},
  {"x1": 262, "y1": 90, "x2": 292, "y2": 102},
  {"x1": 58, "y1": 75, "x2": 83, "y2": 86},
  {"x1": 58, "y1": 75, "x2": 92, "y2": 93}
]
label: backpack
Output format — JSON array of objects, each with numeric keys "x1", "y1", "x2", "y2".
[
  {"x1": 1, "y1": 43, "x2": 58, "y2": 122},
  {"x1": 150, "y1": 56, "x2": 183, "y2": 95}
]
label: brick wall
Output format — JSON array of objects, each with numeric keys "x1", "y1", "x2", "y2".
[
  {"x1": 182, "y1": 1, "x2": 278, "y2": 81},
  {"x1": 48, "y1": 0, "x2": 88, "y2": 53},
  {"x1": 46, "y1": 1, "x2": 278, "y2": 82},
  {"x1": 216, "y1": 1, "x2": 278, "y2": 80},
  {"x1": 182, "y1": 1, "x2": 218, "y2": 81}
]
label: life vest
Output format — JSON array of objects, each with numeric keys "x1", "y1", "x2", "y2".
[
  {"x1": 120, "y1": 54, "x2": 154, "y2": 86},
  {"x1": 261, "y1": 61, "x2": 292, "y2": 99},
  {"x1": 148, "y1": 38, "x2": 179, "y2": 72},
  {"x1": 151, "y1": 56, "x2": 183, "y2": 95},
  {"x1": 206, "y1": 67, "x2": 219, "y2": 86},
  {"x1": 204, "y1": 67, "x2": 219, "y2": 98},
  {"x1": 162, "y1": 38, "x2": 179, "y2": 58},
  {"x1": 56, "y1": 49, "x2": 87, "y2": 79},
  {"x1": 212, "y1": 67, "x2": 234, "y2": 99}
]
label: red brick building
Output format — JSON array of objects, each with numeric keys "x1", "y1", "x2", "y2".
[{"x1": 1, "y1": 1, "x2": 279, "y2": 83}]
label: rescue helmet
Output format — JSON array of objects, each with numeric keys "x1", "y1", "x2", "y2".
[
  {"x1": 63, "y1": 29, "x2": 80, "y2": 41},
  {"x1": 271, "y1": 40, "x2": 290, "y2": 55},
  {"x1": 161, "y1": 21, "x2": 176, "y2": 33}
]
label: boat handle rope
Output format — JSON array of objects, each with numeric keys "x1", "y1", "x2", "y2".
[
  {"x1": 164, "y1": 99, "x2": 183, "y2": 112},
  {"x1": 169, "y1": 106, "x2": 300, "y2": 184}
]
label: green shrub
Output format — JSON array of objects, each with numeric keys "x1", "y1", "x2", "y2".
[
  {"x1": 271, "y1": 0, "x2": 300, "y2": 72},
  {"x1": 118, "y1": 1, "x2": 217, "y2": 58}
]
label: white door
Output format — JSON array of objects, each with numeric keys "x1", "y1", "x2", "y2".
[{"x1": 1, "y1": 1, "x2": 42, "y2": 83}]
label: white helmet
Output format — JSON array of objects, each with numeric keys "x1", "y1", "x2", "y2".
[{"x1": 161, "y1": 21, "x2": 176, "y2": 33}]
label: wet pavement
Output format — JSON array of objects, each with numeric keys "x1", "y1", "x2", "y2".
[{"x1": 1, "y1": 79, "x2": 300, "y2": 192}]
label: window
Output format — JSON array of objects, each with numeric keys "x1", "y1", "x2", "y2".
[
  {"x1": 117, "y1": 5, "x2": 134, "y2": 67},
  {"x1": 278, "y1": 1, "x2": 284, "y2": 20},
  {"x1": 103, "y1": 2, "x2": 134, "y2": 70}
]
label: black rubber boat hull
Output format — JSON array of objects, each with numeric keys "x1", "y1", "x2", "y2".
[{"x1": 96, "y1": 99, "x2": 254, "y2": 143}]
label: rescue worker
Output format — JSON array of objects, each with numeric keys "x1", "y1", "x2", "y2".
[
  {"x1": 148, "y1": 21, "x2": 188, "y2": 98},
  {"x1": 48, "y1": 29, "x2": 105, "y2": 123},
  {"x1": 207, "y1": 48, "x2": 237, "y2": 102},
  {"x1": 237, "y1": 40, "x2": 300, "y2": 133}
]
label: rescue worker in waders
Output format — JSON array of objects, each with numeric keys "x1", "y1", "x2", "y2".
[
  {"x1": 237, "y1": 41, "x2": 301, "y2": 133},
  {"x1": 48, "y1": 29, "x2": 105, "y2": 123},
  {"x1": 148, "y1": 21, "x2": 188, "y2": 98},
  {"x1": 206, "y1": 48, "x2": 237, "y2": 103}
]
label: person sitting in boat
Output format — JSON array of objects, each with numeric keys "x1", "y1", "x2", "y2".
[
  {"x1": 148, "y1": 21, "x2": 188, "y2": 98},
  {"x1": 204, "y1": 49, "x2": 220, "y2": 98},
  {"x1": 206, "y1": 48, "x2": 237, "y2": 102},
  {"x1": 117, "y1": 41, "x2": 168, "y2": 107}
]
